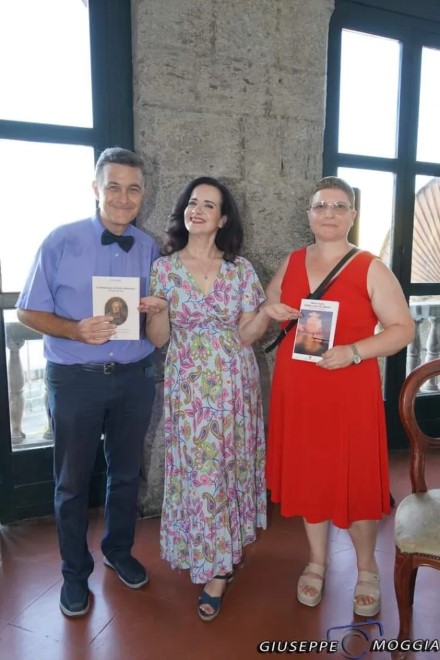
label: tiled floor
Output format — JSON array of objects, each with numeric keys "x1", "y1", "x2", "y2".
[{"x1": 1, "y1": 450, "x2": 439, "y2": 660}]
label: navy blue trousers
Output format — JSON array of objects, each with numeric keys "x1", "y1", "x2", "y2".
[{"x1": 46, "y1": 359, "x2": 155, "y2": 582}]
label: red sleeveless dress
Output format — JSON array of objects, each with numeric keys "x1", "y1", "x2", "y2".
[{"x1": 266, "y1": 248, "x2": 391, "y2": 528}]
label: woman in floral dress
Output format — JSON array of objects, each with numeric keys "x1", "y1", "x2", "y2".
[{"x1": 141, "y1": 176, "x2": 295, "y2": 621}]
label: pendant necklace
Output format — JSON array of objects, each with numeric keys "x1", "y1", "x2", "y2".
[{"x1": 187, "y1": 251, "x2": 217, "y2": 279}]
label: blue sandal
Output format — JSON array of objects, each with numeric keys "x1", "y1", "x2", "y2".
[{"x1": 198, "y1": 572, "x2": 234, "y2": 622}]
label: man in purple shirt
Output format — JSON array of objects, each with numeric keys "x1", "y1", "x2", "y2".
[{"x1": 17, "y1": 147, "x2": 165, "y2": 617}]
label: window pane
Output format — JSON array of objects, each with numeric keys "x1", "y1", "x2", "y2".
[
  {"x1": 0, "y1": 0, "x2": 92, "y2": 127},
  {"x1": 337, "y1": 167, "x2": 395, "y2": 262},
  {"x1": 4, "y1": 309, "x2": 51, "y2": 452},
  {"x1": 0, "y1": 140, "x2": 95, "y2": 292},
  {"x1": 411, "y1": 177, "x2": 440, "y2": 283},
  {"x1": 339, "y1": 30, "x2": 400, "y2": 158},
  {"x1": 417, "y1": 48, "x2": 440, "y2": 164},
  {"x1": 407, "y1": 295, "x2": 440, "y2": 396}
]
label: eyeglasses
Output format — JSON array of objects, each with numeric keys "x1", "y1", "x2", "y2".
[{"x1": 310, "y1": 201, "x2": 352, "y2": 215}]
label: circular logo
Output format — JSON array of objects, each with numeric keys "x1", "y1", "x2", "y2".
[{"x1": 340, "y1": 628, "x2": 370, "y2": 660}]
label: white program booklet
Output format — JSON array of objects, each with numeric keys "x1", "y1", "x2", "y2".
[
  {"x1": 292, "y1": 298, "x2": 339, "y2": 362},
  {"x1": 92, "y1": 276, "x2": 140, "y2": 340}
]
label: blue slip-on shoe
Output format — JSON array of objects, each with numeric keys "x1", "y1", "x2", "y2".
[
  {"x1": 59, "y1": 580, "x2": 90, "y2": 617},
  {"x1": 103, "y1": 555, "x2": 149, "y2": 589}
]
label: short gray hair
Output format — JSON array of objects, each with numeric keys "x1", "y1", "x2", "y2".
[{"x1": 94, "y1": 147, "x2": 146, "y2": 184}]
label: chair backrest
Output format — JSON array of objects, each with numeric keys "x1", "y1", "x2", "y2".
[{"x1": 399, "y1": 358, "x2": 440, "y2": 494}]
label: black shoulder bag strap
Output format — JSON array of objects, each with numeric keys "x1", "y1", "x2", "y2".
[{"x1": 264, "y1": 247, "x2": 360, "y2": 354}]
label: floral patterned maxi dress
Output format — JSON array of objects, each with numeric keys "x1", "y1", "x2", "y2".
[{"x1": 150, "y1": 253, "x2": 267, "y2": 583}]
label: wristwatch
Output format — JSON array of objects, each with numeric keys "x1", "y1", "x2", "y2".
[{"x1": 350, "y1": 343, "x2": 362, "y2": 365}]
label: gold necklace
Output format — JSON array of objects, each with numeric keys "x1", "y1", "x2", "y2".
[{"x1": 186, "y1": 250, "x2": 217, "y2": 280}]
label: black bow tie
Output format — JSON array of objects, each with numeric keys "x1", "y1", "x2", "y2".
[{"x1": 101, "y1": 229, "x2": 134, "y2": 252}]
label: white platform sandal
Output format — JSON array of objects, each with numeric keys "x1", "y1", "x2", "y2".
[
  {"x1": 353, "y1": 570, "x2": 381, "y2": 617},
  {"x1": 297, "y1": 563, "x2": 326, "y2": 607}
]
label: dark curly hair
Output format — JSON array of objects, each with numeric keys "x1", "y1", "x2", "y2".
[{"x1": 163, "y1": 176, "x2": 243, "y2": 262}]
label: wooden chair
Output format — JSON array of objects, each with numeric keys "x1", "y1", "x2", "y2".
[{"x1": 394, "y1": 358, "x2": 440, "y2": 651}]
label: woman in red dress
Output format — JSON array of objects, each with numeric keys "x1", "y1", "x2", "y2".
[{"x1": 265, "y1": 177, "x2": 414, "y2": 616}]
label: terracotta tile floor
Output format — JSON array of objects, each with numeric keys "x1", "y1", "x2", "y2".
[{"x1": 1, "y1": 450, "x2": 439, "y2": 660}]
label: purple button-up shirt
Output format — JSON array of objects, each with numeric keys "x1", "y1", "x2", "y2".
[{"x1": 17, "y1": 215, "x2": 160, "y2": 365}]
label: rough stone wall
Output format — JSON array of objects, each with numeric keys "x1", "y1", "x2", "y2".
[{"x1": 132, "y1": 0, "x2": 335, "y2": 515}]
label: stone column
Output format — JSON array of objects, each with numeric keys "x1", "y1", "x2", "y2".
[
  {"x1": 5, "y1": 322, "x2": 51, "y2": 446},
  {"x1": 423, "y1": 312, "x2": 440, "y2": 392},
  {"x1": 131, "y1": 0, "x2": 334, "y2": 514},
  {"x1": 406, "y1": 318, "x2": 423, "y2": 376},
  {"x1": 6, "y1": 334, "x2": 26, "y2": 444}
]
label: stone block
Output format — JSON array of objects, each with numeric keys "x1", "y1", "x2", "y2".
[
  {"x1": 240, "y1": 180, "x2": 313, "y2": 275},
  {"x1": 137, "y1": 108, "x2": 243, "y2": 178},
  {"x1": 277, "y1": 0, "x2": 334, "y2": 71},
  {"x1": 268, "y1": 67, "x2": 327, "y2": 121},
  {"x1": 242, "y1": 116, "x2": 283, "y2": 183},
  {"x1": 135, "y1": 48, "x2": 200, "y2": 112},
  {"x1": 132, "y1": 0, "x2": 214, "y2": 59},
  {"x1": 213, "y1": 0, "x2": 278, "y2": 66},
  {"x1": 279, "y1": 117, "x2": 325, "y2": 181},
  {"x1": 241, "y1": 115, "x2": 325, "y2": 185},
  {"x1": 192, "y1": 58, "x2": 270, "y2": 117},
  {"x1": 135, "y1": 49, "x2": 271, "y2": 118}
]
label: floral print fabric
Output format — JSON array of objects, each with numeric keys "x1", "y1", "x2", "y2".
[{"x1": 150, "y1": 253, "x2": 267, "y2": 583}]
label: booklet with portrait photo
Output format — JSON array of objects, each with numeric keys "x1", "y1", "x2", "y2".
[
  {"x1": 92, "y1": 276, "x2": 140, "y2": 340},
  {"x1": 292, "y1": 298, "x2": 339, "y2": 362}
]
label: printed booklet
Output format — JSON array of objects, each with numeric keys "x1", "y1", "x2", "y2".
[
  {"x1": 292, "y1": 298, "x2": 339, "y2": 362},
  {"x1": 92, "y1": 276, "x2": 140, "y2": 340}
]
